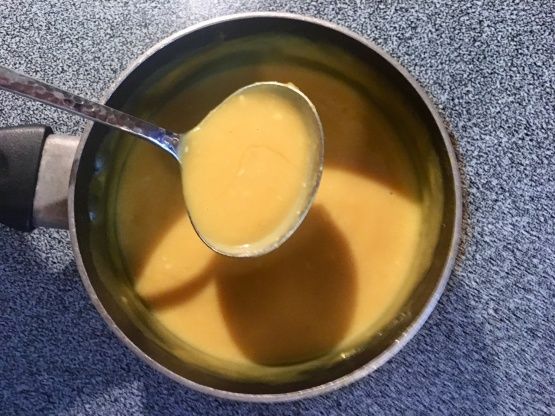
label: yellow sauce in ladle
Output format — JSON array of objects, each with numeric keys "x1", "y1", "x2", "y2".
[{"x1": 180, "y1": 83, "x2": 322, "y2": 257}]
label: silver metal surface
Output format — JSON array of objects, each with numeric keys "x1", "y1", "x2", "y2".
[
  {"x1": 33, "y1": 134, "x2": 80, "y2": 229},
  {"x1": 0, "y1": 66, "x2": 181, "y2": 159},
  {"x1": 65, "y1": 13, "x2": 462, "y2": 402}
]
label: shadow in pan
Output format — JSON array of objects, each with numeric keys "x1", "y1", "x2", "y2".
[{"x1": 145, "y1": 205, "x2": 357, "y2": 366}]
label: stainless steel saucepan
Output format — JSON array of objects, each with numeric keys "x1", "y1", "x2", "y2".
[{"x1": 0, "y1": 13, "x2": 461, "y2": 401}]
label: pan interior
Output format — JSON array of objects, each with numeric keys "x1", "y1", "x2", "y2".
[{"x1": 73, "y1": 18, "x2": 456, "y2": 396}]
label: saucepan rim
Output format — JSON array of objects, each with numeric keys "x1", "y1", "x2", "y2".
[{"x1": 67, "y1": 12, "x2": 462, "y2": 402}]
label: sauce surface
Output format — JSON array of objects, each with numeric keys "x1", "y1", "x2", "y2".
[
  {"x1": 114, "y1": 62, "x2": 425, "y2": 367},
  {"x1": 180, "y1": 85, "x2": 320, "y2": 255}
]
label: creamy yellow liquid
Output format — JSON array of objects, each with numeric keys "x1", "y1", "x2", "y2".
[
  {"x1": 115, "y1": 62, "x2": 424, "y2": 367},
  {"x1": 180, "y1": 86, "x2": 319, "y2": 255}
]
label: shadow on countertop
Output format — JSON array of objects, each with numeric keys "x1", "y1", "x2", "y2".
[{"x1": 0, "y1": 228, "x2": 144, "y2": 414}]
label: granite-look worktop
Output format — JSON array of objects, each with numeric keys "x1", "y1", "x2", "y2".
[{"x1": 1, "y1": 1, "x2": 553, "y2": 414}]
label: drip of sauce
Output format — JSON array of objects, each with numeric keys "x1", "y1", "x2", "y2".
[{"x1": 180, "y1": 87, "x2": 319, "y2": 256}]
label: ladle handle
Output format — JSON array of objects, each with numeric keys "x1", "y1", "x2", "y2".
[{"x1": 0, "y1": 66, "x2": 181, "y2": 158}]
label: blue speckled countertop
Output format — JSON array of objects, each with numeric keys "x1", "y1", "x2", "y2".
[{"x1": 1, "y1": 1, "x2": 553, "y2": 415}]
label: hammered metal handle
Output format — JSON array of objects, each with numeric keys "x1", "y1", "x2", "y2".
[{"x1": 0, "y1": 66, "x2": 181, "y2": 158}]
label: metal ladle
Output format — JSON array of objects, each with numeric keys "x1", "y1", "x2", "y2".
[{"x1": 0, "y1": 66, "x2": 324, "y2": 257}]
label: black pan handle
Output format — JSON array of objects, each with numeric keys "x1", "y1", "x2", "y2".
[{"x1": 0, "y1": 125, "x2": 52, "y2": 231}]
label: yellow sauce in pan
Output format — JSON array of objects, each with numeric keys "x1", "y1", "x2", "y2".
[{"x1": 114, "y1": 62, "x2": 424, "y2": 366}]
